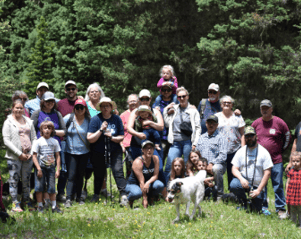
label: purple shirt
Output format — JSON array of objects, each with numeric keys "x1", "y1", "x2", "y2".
[
  {"x1": 251, "y1": 116, "x2": 291, "y2": 164},
  {"x1": 57, "y1": 98, "x2": 76, "y2": 117}
]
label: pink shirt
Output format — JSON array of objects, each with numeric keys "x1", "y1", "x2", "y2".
[
  {"x1": 120, "y1": 110, "x2": 132, "y2": 148},
  {"x1": 157, "y1": 76, "x2": 178, "y2": 94},
  {"x1": 251, "y1": 116, "x2": 291, "y2": 164},
  {"x1": 18, "y1": 124, "x2": 31, "y2": 154}
]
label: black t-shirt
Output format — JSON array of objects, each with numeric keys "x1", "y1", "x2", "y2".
[{"x1": 295, "y1": 122, "x2": 301, "y2": 151}]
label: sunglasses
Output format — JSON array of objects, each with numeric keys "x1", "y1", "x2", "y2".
[
  {"x1": 161, "y1": 88, "x2": 172, "y2": 93},
  {"x1": 208, "y1": 91, "x2": 217, "y2": 94},
  {"x1": 19, "y1": 98, "x2": 28, "y2": 101},
  {"x1": 66, "y1": 87, "x2": 76, "y2": 91},
  {"x1": 75, "y1": 105, "x2": 85, "y2": 110},
  {"x1": 245, "y1": 134, "x2": 255, "y2": 139},
  {"x1": 140, "y1": 97, "x2": 150, "y2": 102},
  {"x1": 177, "y1": 95, "x2": 187, "y2": 99}
]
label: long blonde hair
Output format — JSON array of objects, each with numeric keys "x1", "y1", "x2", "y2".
[{"x1": 170, "y1": 157, "x2": 185, "y2": 181}]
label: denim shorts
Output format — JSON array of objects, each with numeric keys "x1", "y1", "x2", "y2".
[{"x1": 34, "y1": 166, "x2": 56, "y2": 194}]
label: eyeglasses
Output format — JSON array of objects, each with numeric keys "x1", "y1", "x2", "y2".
[
  {"x1": 128, "y1": 100, "x2": 137, "y2": 104},
  {"x1": 90, "y1": 91, "x2": 99, "y2": 94},
  {"x1": 177, "y1": 95, "x2": 187, "y2": 99},
  {"x1": 223, "y1": 101, "x2": 232, "y2": 105},
  {"x1": 161, "y1": 89, "x2": 172, "y2": 93},
  {"x1": 140, "y1": 97, "x2": 150, "y2": 102},
  {"x1": 75, "y1": 105, "x2": 84, "y2": 110},
  {"x1": 66, "y1": 87, "x2": 76, "y2": 92},
  {"x1": 208, "y1": 91, "x2": 217, "y2": 94}
]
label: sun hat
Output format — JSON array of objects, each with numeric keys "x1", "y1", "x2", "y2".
[
  {"x1": 96, "y1": 97, "x2": 117, "y2": 111},
  {"x1": 137, "y1": 105, "x2": 152, "y2": 114}
]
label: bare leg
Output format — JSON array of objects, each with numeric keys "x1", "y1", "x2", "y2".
[{"x1": 36, "y1": 192, "x2": 43, "y2": 203}]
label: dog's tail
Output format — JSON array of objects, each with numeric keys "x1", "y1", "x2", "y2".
[{"x1": 195, "y1": 170, "x2": 207, "y2": 182}]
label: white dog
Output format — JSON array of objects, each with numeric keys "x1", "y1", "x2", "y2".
[{"x1": 167, "y1": 170, "x2": 206, "y2": 222}]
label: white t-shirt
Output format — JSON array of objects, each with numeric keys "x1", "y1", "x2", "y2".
[
  {"x1": 231, "y1": 144, "x2": 273, "y2": 187},
  {"x1": 215, "y1": 112, "x2": 245, "y2": 154},
  {"x1": 32, "y1": 137, "x2": 61, "y2": 168}
]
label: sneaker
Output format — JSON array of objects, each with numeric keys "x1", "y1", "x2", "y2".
[
  {"x1": 262, "y1": 209, "x2": 271, "y2": 216},
  {"x1": 101, "y1": 189, "x2": 113, "y2": 198},
  {"x1": 52, "y1": 206, "x2": 63, "y2": 214},
  {"x1": 278, "y1": 210, "x2": 286, "y2": 217},
  {"x1": 37, "y1": 206, "x2": 44, "y2": 213},
  {"x1": 65, "y1": 200, "x2": 72, "y2": 208},
  {"x1": 90, "y1": 194, "x2": 99, "y2": 202},
  {"x1": 76, "y1": 198, "x2": 85, "y2": 205},
  {"x1": 279, "y1": 212, "x2": 289, "y2": 219},
  {"x1": 11, "y1": 202, "x2": 23, "y2": 212},
  {"x1": 24, "y1": 201, "x2": 36, "y2": 211},
  {"x1": 81, "y1": 190, "x2": 88, "y2": 200},
  {"x1": 120, "y1": 195, "x2": 128, "y2": 207},
  {"x1": 44, "y1": 199, "x2": 51, "y2": 210},
  {"x1": 56, "y1": 194, "x2": 66, "y2": 202}
]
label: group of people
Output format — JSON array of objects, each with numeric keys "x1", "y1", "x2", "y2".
[{"x1": 1, "y1": 64, "x2": 301, "y2": 227}]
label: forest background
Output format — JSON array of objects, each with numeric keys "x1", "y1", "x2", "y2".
[{"x1": 1, "y1": 0, "x2": 301, "y2": 151}]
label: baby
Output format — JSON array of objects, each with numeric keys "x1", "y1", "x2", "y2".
[
  {"x1": 197, "y1": 158, "x2": 216, "y2": 200},
  {"x1": 135, "y1": 105, "x2": 161, "y2": 151}
]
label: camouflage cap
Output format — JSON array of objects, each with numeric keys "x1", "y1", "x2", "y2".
[{"x1": 244, "y1": 126, "x2": 256, "y2": 135}]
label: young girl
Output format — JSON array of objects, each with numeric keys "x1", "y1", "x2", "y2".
[
  {"x1": 153, "y1": 65, "x2": 178, "y2": 107},
  {"x1": 135, "y1": 105, "x2": 161, "y2": 151},
  {"x1": 286, "y1": 151, "x2": 301, "y2": 227},
  {"x1": 169, "y1": 157, "x2": 185, "y2": 181},
  {"x1": 186, "y1": 151, "x2": 201, "y2": 177},
  {"x1": 32, "y1": 121, "x2": 62, "y2": 213}
]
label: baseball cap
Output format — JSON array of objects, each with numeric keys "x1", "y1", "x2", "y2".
[
  {"x1": 208, "y1": 83, "x2": 219, "y2": 92},
  {"x1": 141, "y1": 140, "x2": 154, "y2": 148},
  {"x1": 42, "y1": 92, "x2": 55, "y2": 101},
  {"x1": 139, "y1": 89, "x2": 151, "y2": 98},
  {"x1": 74, "y1": 99, "x2": 87, "y2": 107},
  {"x1": 65, "y1": 80, "x2": 77, "y2": 87},
  {"x1": 244, "y1": 126, "x2": 256, "y2": 135},
  {"x1": 206, "y1": 115, "x2": 218, "y2": 123},
  {"x1": 260, "y1": 99, "x2": 272, "y2": 108},
  {"x1": 37, "y1": 82, "x2": 49, "y2": 90}
]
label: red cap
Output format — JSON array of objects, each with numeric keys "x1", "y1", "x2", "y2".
[{"x1": 74, "y1": 99, "x2": 87, "y2": 107}]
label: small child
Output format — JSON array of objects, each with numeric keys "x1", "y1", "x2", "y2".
[
  {"x1": 135, "y1": 105, "x2": 161, "y2": 151},
  {"x1": 153, "y1": 65, "x2": 178, "y2": 107},
  {"x1": 169, "y1": 157, "x2": 185, "y2": 181},
  {"x1": 186, "y1": 150, "x2": 201, "y2": 177},
  {"x1": 286, "y1": 151, "x2": 301, "y2": 227},
  {"x1": 198, "y1": 157, "x2": 216, "y2": 200},
  {"x1": 32, "y1": 121, "x2": 62, "y2": 213}
]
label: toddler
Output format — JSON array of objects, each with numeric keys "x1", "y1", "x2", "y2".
[
  {"x1": 32, "y1": 121, "x2": 62, "y2": 213},
  {"x1": 135, "y1": 105, "x2": 161, "y2": 151},
  {"x1": 197, "y1": 157, "x2": 216, "y2": 200},
  {"x1": 286, "y1": 151, "x2": 301, "y2": 227},
  {"x1": 153, "y1": 65, "x2": 178, "y2": 107}
]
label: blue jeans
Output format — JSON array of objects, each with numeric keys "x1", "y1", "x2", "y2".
[
  {"x1": 164, "y1": 140, "x2": 192, "y2": 181},
  {"x1": 57, "y1": 141, "x2": 68, "y2": 195},
  {"x1": 125, "y1": 180, "x2": 164, "y2": 201},
  {"x1": 230, "y1": 177, "x2": 264, "y2": 212},
  {"x1": 153, "y1": 94, "x2": 178, "y2": 107},
  {"x1": 226, "y1": 152, "x2": 236, "y2": 190},
  {"x1": 142, "y1": 128, "x2": 161, "y2": 146},
  {"x1": 262, "y1": 162, "x2": 286, "y2": 211},
  {"x1": 130, "y1": 145, "x2": 167, "y2": 187},
  {"x1": 35, "y1": 166, "x2": 56, "y2": 194}
]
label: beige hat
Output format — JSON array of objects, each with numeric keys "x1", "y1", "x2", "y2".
[
  {"x1": 96, "y1": 97, "x2": 117, "y2": 111},
  {"x1": 139, "y1": 89, "x2": 151, "y2": 98},
  {"x1": 137, "y1": 105, "x2": 152, "y2": 114},
  {"x1": 37, "y1": 82, "x2": 49, "y2": 90},
  {"x1": 208, "y1": 83, "x2": 219, "y2": 92}
]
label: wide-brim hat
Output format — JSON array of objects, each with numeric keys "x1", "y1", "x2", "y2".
[
  {"x1": 96, "y1": 97, "x2": 117, "y2": 111},
  {"x1": 137, "y1": 105, "x2": 152, "y2": 114}
]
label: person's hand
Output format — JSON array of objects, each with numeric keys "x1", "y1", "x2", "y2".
[
  {"x1": 285, "y1": 163, "x2": 292, "y2": 174},
  {"x1": 154, "y1": 106, "x2": 160, "y2": 111},
  {"x1": 143, "y1": 182, "x2": 150, "y2": 194},
  {"x1": 240, "y1": 178, "x2": 249, "y2": 189},
  {"x1": 166, "y1": 102, "x2": 175, "y2": 110},
  {"x1": 104, "y1": 130, "x2": 112, "y2": 138},
  {"x1": 206, "y1": 163, "x2": 214, "y2": 175},
  {"x1": 19, "y1": 153, "x2": 28, "y2": 161},
  {"x1": 137, "y1": 133, "x2": 146, "y2": 140},
  {"x1": 167, "y1": 108, "x2": 175, "y2": 115},
  {"x1": 26, "y1": 154, "x2": 32, "y2": 160},
  {"x1": 37, "y1": 169, "x2": 43, "y2": 178},
  {"x1": 142, "y1": 120, "x2": 152, "y2": 127},
  {"x1": 55, "y1": 170, "x2": 60, "y2": 179},
  {"x1": 191, "y1": 145, "x2": 196, "y2": 151},
  {"x1": 100, "y1": 121, "x2": 108, "y2": 131},
  {"x1": 121, "y1": 145, "x2": 126, "y2": 153},
  {"x1": 113, "y1": 109, "x2": 119, "y2": 115},
  {"x1": 249, "y1": 189, "x2": 260, "y2": 199},
  {"x1": 77, "y1": 96, "x2": 84, "y2": 100},
  {"x1": 234, "y1": 109, "x2": 241, "y2": 116},
  {"x1": 204, "y1": 178, "x2": 214, "y2": 187}
]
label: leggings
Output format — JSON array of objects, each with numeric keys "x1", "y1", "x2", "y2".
[{"x1": 7, "y1": 159, "x2": 33, "y2": 202}]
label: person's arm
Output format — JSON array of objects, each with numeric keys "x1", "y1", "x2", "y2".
[
  {"x1": 127, "y1": 109, "x2": 147, "y2": 140},
  {"x1": 2, "y1": 120, "x2": 23, "y2": 158},
  {"x1": 282, "y1": 122, "x2": 291, "y2": 152},
  {"x1": 191, "y1": 109, "x2": 202, "y2": 149},
  {"x1": 87, "y1": 121, "x2": 107, "y2": 143},
  {"x1": 30, "y1": 110, "x2": 40, "y2": 132},
  {"x1": 234, "y1": 109, "x2": 241, "y2": 116},
  {"x1": 32, "y1": 152, "x2": 43, "y2": 178},
  {"x1": 204, "y1": 177, "x2": 214, "y2": 187},
  {"x1": 250, "y1": 168, "x2": 271, "y2": 199},
  {"x1": 55, "y1": 111, "x2": 66, "y2": 137},
  {"x1": 163, "y1": 103, "x2": 176, "y2": 127},
  {"x1": 55, "y1": 151, "x2": 60, "y2": 178},
  {"x1": 232, "y1": 165, "x2": 250, "y2": 189},
  {"x1": 239, "y1": 127, "x2": 245, "y2": 147},
  {"x1": 286, "y1": 177, "x2": 290, "y2": 196},
  {"x1": 104, "y1": 132, "x2": 124, "y2": 143},
  {"x1": 141, "y1": 108, "x2": 164, "y2": 131},
  {"x1": 173, "y1": 76, "x2": 178, "y2": 89},
  {"x1": 157, "y1": 78, "x2": 164, "y2": 89},
  {"x1": 214, "y1": 135, "x2": 227, "y2": 164},
  {"x1": 132, "y1": 158, "x2": 145, "y2": 193},
  {"x1": 286, "y1": 139, "x2": 297, "y2": 173}
]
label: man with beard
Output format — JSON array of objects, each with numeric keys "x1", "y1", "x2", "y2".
[{"x1": 230, "y1": 126, "x2": 273, "y2": 213}]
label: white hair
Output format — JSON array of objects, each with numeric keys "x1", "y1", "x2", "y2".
[
  {"x1": 84, "y1": 83, "x2": 105, "y2": 102},
  {"x1": 127, "y1": 94, "x2": 139, "y2": 108},
  {"x1": 220, "y1": 95, "x2": 235, "y2": 104},
  {"x1": 160, "y1": 65, "x2": 175, "y2": 77}
]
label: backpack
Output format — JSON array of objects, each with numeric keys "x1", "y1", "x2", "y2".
[{"x1": 199, "y1": 98, "x2": 207, "y2": 119}]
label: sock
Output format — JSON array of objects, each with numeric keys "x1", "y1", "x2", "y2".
[
  {"x1": 38, "y1": 202, "x2": 43, "y2": 207},
  {"x1": 45, "y1": 199, "x2": 50, "y2": 204},
  {"x1": 51, "y1": 200, "x2": 56, "y2": 209}
]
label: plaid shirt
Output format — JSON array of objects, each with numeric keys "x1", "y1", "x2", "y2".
[{"x1": 196, "y1": 130, "x2": 227, "y2": 165}]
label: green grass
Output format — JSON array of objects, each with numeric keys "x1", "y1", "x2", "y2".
[{"x1": 1, "y1": 149, "x2": 301, "y2": 238}]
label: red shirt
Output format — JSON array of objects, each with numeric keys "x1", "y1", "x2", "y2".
[
  {"x1": 57, "y1": 98, "x2": 76, "y2": 117},
  {"x1": 251, "y1": 116, "x2": 291, "y2": 164}
]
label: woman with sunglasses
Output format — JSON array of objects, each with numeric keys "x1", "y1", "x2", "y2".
[
  {"x1": 163, "y1": 86, "x2": 201, "y2": 180},
  {"x1": 214, "y1": 95, "x2": 245, "y2": 190},
  {"x1": 63, "y1": 99, "x2": 91, "y2": 207},
  {"x1": 127, "y1": 89, "x2": 168, "y2": 199}
]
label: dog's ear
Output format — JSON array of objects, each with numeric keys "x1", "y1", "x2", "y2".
[{"x1": 176, "y1": 182, "x2": 183, "y2": 186}]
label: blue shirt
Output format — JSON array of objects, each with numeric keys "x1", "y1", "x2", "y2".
[
  {"x1": 64, "y1": 114, "x2": 90, "y2": 155},
  {"x1": 25, "y1": 96, "x2": 60, "y2": 116},
  {"x1": 88, "y1": 113, "x2": 124, "y2": 153},
  {"x1": 196, "y1": 130, "x2": 227, "y2": 165},
  {"x1": 198, "y1": 99, "x2": 221, "y2": 133}
]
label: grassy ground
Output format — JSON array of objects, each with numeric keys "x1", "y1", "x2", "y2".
[{"x1": 1, "y1": 149, "x2": 301, "y2": 238}]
